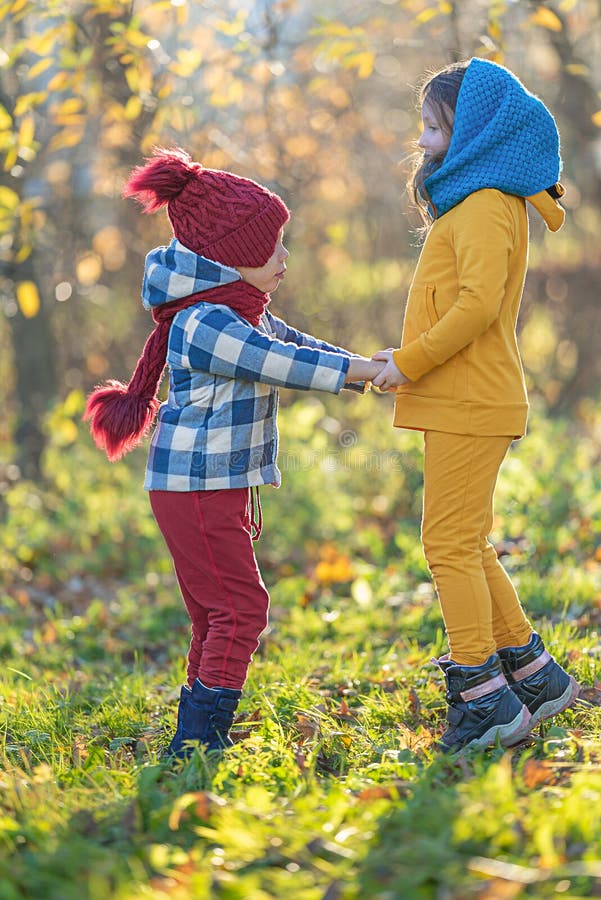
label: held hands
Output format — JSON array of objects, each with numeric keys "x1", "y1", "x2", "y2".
[
  {"x1": 343, "y1": 352, "x2": 408, "y2": 392},
  {"x1": 344, "y1": 355, "x2": 387, "y2": 385},
  {"x1": 370, "y1": 349, "x2": 409, "y2": 392}
]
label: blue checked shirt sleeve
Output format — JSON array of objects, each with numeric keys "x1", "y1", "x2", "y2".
[
  {"x1": 183, "y1": 308, "x2": 349, "y2": 393},
  {"x1": 265, "y1": 312, "x2": 368, "y2": 393},
  {"x1": 265, "y1": 312, "x2": 351, "y2": 355}
]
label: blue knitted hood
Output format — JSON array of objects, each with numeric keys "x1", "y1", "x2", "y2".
[{"x1": 425, "y1": 58, "x2": 562, "y2": 218}]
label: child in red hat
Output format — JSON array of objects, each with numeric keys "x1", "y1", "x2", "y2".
[{"x1": 85, "y1": 147, "x2": 382, "y2": 759}]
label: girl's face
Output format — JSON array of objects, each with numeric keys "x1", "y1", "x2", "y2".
[
  {"x1": 236, "y1": 230, "x2": 289, "y2": 293},
  {"x1": 418, "y1": 101, "x2": 453, "y2": 159}
]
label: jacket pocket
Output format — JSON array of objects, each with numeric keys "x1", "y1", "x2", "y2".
[{"x1": 425, "y1": 284, "x2": 438, "y2": 326}]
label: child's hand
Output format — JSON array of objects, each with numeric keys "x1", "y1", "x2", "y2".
[
  {"x1": 371, "y1": 349, "x2": 409, "y2": 391},
  {"x1": 345, "y1": 356, "x2": 386, "y2": 384}
]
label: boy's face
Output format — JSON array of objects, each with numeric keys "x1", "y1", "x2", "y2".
[
  {"x1": 236, "y1": 229, "x2": 289, "y2": 293},
  {"x1": 418, "y1": 101, "x2": 453, "y2": 159}
]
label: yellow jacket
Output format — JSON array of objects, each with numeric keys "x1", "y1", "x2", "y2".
[{"x1": 392, "y1": 187, "x2": 565, "y2": 437}]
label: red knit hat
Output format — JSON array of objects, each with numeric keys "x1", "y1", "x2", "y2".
[{"x1": 123, "y1": 147, "x2": 290, "y2": 266}]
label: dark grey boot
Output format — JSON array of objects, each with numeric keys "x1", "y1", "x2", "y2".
[
  {"x1": 165, "y1": 679, "x2": 241, "y2": 760},
  {"x1": 498, "y1": 632, "x2": 579, "y2": 727},
  {"x1": 434, "y1": 653, "x2": 532, "y2": 752}
]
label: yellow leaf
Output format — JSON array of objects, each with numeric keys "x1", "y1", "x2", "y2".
[
  {"x1": 565, "y1": 63, "x2": 588, "y2": 77},
  {"x1": 26, "y1": 58, "x2": 53, "y2": 80},
  {"x1": 125, "y1": 66, "x2": 139, "y2": 93},
  {"x1": 0, "y1": 104, "x2": 12, "y2": 130},
  {"x1": 488, "y1": 20, "x2": 502, "y2": 41},
  {"x1": 530, "y1": 6, "x2": 562, "y2": 31},
  {"x1": 47, "y1": 72, "x2": 69, "y2": 92},
  {"x1": 124, "y1": 28, "x2": 151, "y2": 49},
  {"x1": 320, "y1": 39, "x2": 356, "y2": 61},
  {"x1": 592, "y1": 110, "x2": 601, "y2": 127},
  {"x1": 124, "y1": 96, "x2": 142, "y2": 120},
  {"x1": 170, "y1": 48, "x2": 203, "y2": 78},
  {"x1": 55, "y1": 97, "x2": 83, "y2": 115},
  {"x1": 0, "y1": 185, "x2": 19, "y2": 210},
  {"x1": 215, "y1": 10, "x2": 247, "y2": 36},
  {"x1": 28, "y1": 26, "x2": 61, "y2": 56},
  {"x1": 18, "y1": 113, "x2": 35, "y2": 148},
  {"x1": 14, "y1": 92, "x2": 47, "y2": 116},
  {"x1": 3, "y1": 146, "x2": 18, "y2": 171},
  {"x1": 352, "y1": 50, "x2": 374, "y2": 79},
  {"x1": 311, "y1": 22, "x2": 354, "y2": 38},
  {"x1": 136, "y1": 59, "x2": 153, "y2": 94},
  {"x1": 15, "y1": 244, "x2": 32, "y2": 263},
  {"x1": 314, "y1": 546, "x2": 354, "y2": 584},
  {"x1": 416, "y1": 8, "x2": 438, "y2": 24},
  {"x1": 53, "y1": 113, "x2": 85, "y2": 128},
  {"x1": 11, "y1": 0, "x2": 29, "y2": 12},
  {"x1": 47, "y1": 127, "x2": 84, "y2": 152},
  {"x1": 16, "y1": 281, "x2": 40, "y2": 318}
]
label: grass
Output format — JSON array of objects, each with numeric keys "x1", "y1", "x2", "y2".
[{"x1": 1, "y1": 393, "x2": 600, "y2": 898}]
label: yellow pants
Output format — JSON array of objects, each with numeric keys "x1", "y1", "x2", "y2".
[{"x1": 422, "y1": 431, "x2": 533, "y2": 666}]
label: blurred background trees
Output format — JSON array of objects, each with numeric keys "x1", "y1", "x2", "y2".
[{"x1": 1, "y1": 0, "x2": 600, "y2": 479}]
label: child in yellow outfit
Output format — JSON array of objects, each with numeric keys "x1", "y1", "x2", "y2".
[{"x1": 373, "y1": 58, "x2": 579, "y2": 752}]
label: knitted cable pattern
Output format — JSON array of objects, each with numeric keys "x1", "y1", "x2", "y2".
[
  {"x1": 167, "y1": 169, "x2": 289, "y2": 267},
  {"x1": 425, "y1": 58, "x2": 562, "y2": 218}
]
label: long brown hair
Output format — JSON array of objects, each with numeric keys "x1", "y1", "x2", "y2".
[{"x1": 409, "y1": 61, "x2": 468, "y2": 225}]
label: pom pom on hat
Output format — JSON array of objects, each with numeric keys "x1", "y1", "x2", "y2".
[
  {"x1": 123, "y1": 147, "x2": 290, "y2": 267},
  {"x1": 122, "y1": 147, "x2": 201, "y2": 213}
]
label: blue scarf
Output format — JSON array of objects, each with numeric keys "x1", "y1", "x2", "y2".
[{"x1": 425, "y1": 58, "x2": 562, "y2": 218}]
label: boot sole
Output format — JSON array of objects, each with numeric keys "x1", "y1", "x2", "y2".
[
  {"x1": 455, "y1": 704, "x2": 532, "y2": 752},
  {"x1": 529, "y1": 676, "x2": 580, "y2": 728}
]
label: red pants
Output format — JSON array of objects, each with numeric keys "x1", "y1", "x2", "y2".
[{"x1": 150, "y1": 488, "x2": 270, "y2": 690}]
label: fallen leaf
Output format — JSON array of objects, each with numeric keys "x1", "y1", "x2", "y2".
[
  {"x1": 71, "y1": 735, "x2": 89, "y2": 767},
  {"x1": 295, "y1": 714, "x2": 321, "y2": 742},
  {"x1": 522, "y1": 758, "x2": 559, "y2": 789},
  {"x1": 356, "y1": 780, "x2": 411, "y2": 802},
  {"x1": 577, "y1": 684, "x2": 601, "y2": 706},
  {"x1": 168, "y1": 791, "x2": 212, "y2": 830},
  {"x1": 476, "y1": 877, "x2": 524, "y2": 899},
  {"x1": 408, "y1": 687, "x2": 421, "y2": 715},
  {"x1": 294, "y1": 751, "x2": 308, "y2": 773}
]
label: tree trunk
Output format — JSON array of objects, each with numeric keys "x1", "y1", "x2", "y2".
[{"x1": 9, "y1": 258, "x2": 57, "y2": 481}]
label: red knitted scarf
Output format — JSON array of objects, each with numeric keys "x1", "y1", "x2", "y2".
[{"x1": 84, "y1": 281, "x2": 269, "y2": 461}]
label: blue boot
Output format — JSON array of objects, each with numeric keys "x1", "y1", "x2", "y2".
[
  {"x1": 165, "y1": 679, "x2": 241, "y2": 760},
  {"x1": 164, "y1": 684, "x2": 191, "y2": 758},
  {"x1": 434, "y1": 653, "x2": 532, "y2": 752},
  {"x1": 498, "y1": 632, "x2": 579, "y2": 728}
]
